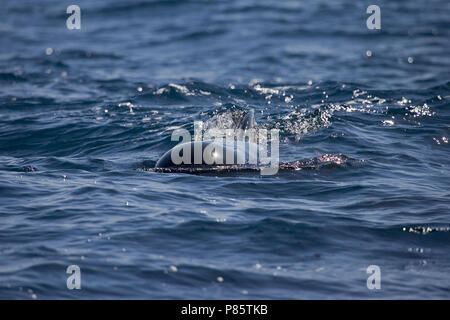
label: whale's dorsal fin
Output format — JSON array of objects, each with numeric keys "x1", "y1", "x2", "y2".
[{"x1": 239, "y1": 109, "x2": 256, "y2": 130}]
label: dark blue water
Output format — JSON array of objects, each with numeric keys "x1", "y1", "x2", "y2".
[{"x1": 0, "y1": 0, "x2": 449, "y2": 299}]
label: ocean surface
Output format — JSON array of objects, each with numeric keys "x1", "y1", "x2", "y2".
[{"x1": 0, "y1": 0, "x2": 449, "y2": 299}]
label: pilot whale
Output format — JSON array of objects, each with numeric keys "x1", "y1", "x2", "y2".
[
  {"x1": 153, "y1": 109, "x2": 355, "y2": 175},
  {"x1": 154, "y1": 110, "x2": 279, "y2": 175},
  {"x1": 155, "y1": 140, "x2": 259, "y2": 168}
]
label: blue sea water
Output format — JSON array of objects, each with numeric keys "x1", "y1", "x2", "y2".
[{"x1": 0, "y1": 0, "x2": 449, "y2": 299}]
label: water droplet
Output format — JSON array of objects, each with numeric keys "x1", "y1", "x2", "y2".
[{"x1": 169, "y1": 265, "x2": 177, "y2": 272}]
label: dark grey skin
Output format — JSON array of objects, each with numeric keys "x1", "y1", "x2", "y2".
[
  {"x1": 155, "y1": 110, "x2": 258, "y2": 170},
  {"x1": 155, "y1": 140, "x2": 259, "y2": 168}
]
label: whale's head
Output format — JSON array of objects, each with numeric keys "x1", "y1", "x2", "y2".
[
  {"x1": 155, "y1": 140, "x2": 259, "y2": 169},
  {"x1": 154, "y1": 109, "x2": 279, "y2": 174},
  {"x1": 156, "y1": 109, "x2": 258, "y2": 169}
]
